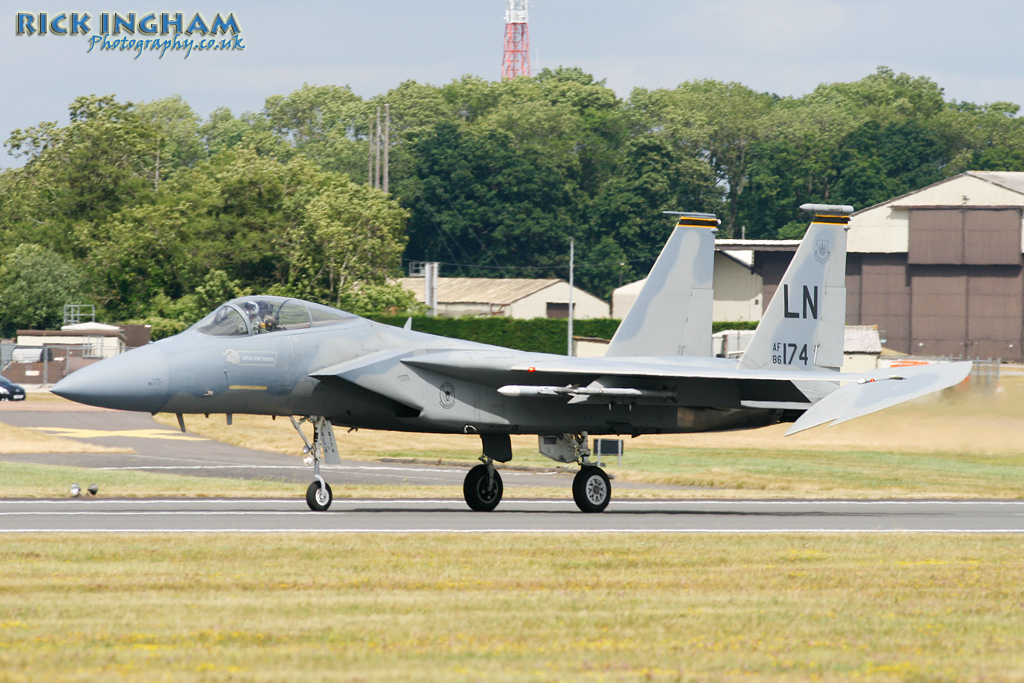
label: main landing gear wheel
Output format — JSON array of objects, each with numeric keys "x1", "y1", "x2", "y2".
[
  {"x1": 463, "y1": 464, "x2": 503, "y2": 512},
  {"x1": 573, "y1": 466, "x2": 611, "y2": 513},
  {"x1": 306, "y1": 480, "x2": 333, "y2": 512}
]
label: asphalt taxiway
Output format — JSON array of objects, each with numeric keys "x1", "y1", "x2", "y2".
[{"x1": 0, "y1": 403, "x2": 578, "y2": 489}]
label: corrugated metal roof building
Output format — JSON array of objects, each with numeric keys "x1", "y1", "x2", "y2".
[{"x1": 397, "y1": 277, "x2": 610, "y2": 319}]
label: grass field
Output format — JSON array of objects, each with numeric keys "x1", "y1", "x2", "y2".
[
  {"x1": 4, "y1": 383, "x2": 1024, "y2": 679},
  {"x1": 1, "y1": 533, "x2": 1022, "y2": 682}
]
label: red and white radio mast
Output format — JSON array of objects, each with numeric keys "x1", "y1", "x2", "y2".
[{"x1": 501, "y1": 0, "x2": 530, "y2": 80}]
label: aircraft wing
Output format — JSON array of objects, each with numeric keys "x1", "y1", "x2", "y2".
[
  {"x1": 395, "y1": 350, "x2": 871, "y2": 384},
  {"x1": 313, "y1": 349, "x2": 849, "y2": 400},
  {"x1": 500, "y1": 356, "x2": 862, "y2": 384},
  {"x1": 785, "y1": 361, "x2": 973, "y2": 435},
  {"x1": 311, "y1": 349, "x2": 970, "y2": 419}
]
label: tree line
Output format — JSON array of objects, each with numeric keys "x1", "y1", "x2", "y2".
[{"x1": 3, "y1": 65, "x2": 1024, "y2": 336}]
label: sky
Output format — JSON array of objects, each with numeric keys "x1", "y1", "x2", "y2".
[{"x1": 4, "y1": 0, "x2": 1024, "y2": 167}]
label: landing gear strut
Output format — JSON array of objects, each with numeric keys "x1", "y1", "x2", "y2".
[
  {"x1": 291, "y1": 416, "x2": 340, "y2": 512},
  {"x1": 462, "y1": 434, "x2": 512, "y2": 511},
  {"x1": 539, "y1": 432, "x2": 612, "y2": 512}
]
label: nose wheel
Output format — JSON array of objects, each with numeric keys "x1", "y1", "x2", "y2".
[
  {"x1": 572, "y1": 466, "x2": 611, "y2": 513},
  {"x1": 306, "y1": 479, "x2": 333, "y2": 512},
  {"x1": 291, "y1": 416, "x2": 339, "y2": 512}
]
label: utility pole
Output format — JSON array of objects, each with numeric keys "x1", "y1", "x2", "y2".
[
  {"x1": 383, "y1": 103, "x2": 390, "y2": 193},
  {"x1": 425, "y1": 262, "x2": 439, "y2": 317},
  {"x1": 375, "y1": 106, "x2": 382, "y2": 189},
  {"x1": 367, "y1": 105, "x2": 391, "y2": 192},
  {"x1": 368, "y1": 115, "x2": 374, "y2": 188},
  {"x1": 567, "y1": 237, "x2": 574, "y2": 356}
]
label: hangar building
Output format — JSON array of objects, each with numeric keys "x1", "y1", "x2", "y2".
[{"x1": 845, "y1": 171, "x2": 1024, "y2": 361}]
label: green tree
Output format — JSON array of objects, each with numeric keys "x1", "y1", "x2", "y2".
[
  {"x1": 6, "y1": 95, "x2": 154, "y2": 226},
  {"x1": 262, "y1": 83, "x2": 366, "y2": 176},
  {"x1": 404, "y1": 121, "x2": 578, "y2": 277},
  {"x1": 136, "y1": 95, "x2": 204, "y2": 188},
  {"x1": 0, "y1": 244, "x2": 87, "y2": 334},
  {"x1": 589, "y1": 133, "x2": 719, "y2": 292},
  {"x1": 633, "y1": 80, "x2": 774, "y2": 236},
  {"x1": 281, "y1": 177, "x2": 410, "y2": 310}
]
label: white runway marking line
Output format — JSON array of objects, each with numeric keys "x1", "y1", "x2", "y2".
[
  {"x1": 0, "y1": 499, "x2": 298, "y2": 505},
  {"x1": 93, "y1": 464, "x2": 486, "y2": 474},
  {"x1": 3, "y1": 529, "x2": 1024, "y2": 535},
  {"x1": 3, "y1": 498, "x2": 1024, "y2": 506},
  {"x1": 0, "y1": 511, "x2": 309, "y2": 516}
]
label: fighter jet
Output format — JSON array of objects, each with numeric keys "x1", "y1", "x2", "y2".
[{"x1": 53, "y1": 205, "x2": 972, "y2": 512}]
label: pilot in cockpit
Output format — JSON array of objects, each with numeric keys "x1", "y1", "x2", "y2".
[{"x1": 243, "y1": 299, "x2": 278, "y2": 334}]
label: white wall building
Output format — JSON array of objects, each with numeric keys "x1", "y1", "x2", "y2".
[
  {"x1": 397, "y1": 278, "x2": 610, "y2": 319},
  {"x1": 17, "y1": 322, "x2": 126, "y2": 359},
  {"x1": 614, "y1": 248, "x2": 779, "y2": 322}
]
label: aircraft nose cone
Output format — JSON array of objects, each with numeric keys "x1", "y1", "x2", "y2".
[{"x1": 52, "y1": 344, "x2": 170, "y2": 412}]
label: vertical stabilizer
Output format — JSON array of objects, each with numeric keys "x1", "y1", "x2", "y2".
[
  {"x1": 739, "y1": 204, "x2": 852, "y2": 372},
  {"x1": 606, "y1": 213, "x2": 717, "y2": 357}
]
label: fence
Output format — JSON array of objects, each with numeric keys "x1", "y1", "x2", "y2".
[
  {"x1": 0, "y1": 344, "x2": 102, "y2": 385},
  {"x1": 969, "y1": 358, "x2": 1001, "y2": 391}
]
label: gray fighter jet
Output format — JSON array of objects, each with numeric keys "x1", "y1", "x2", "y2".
[{"x1": 53, "y1": 205, "x2": 972, "y2": 512}]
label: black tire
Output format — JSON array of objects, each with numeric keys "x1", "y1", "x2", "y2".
[
  {"x1": 572, "y1": 467, "x2": 611, "y2": 513},
  {"x1": 306, "y1": 480, "x2": 333, "y2": 512},
  {"x1": 463, "y1": 464, "x2": 503, "y2": 512}
]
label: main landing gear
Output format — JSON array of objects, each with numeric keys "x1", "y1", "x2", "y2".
[
  {"x1": 464, "y1": 461, "x2": 503, "y2": 512},
  {"x1": 572, "y1": 465, "x2": 611, "y2": 513},
  {"x1": 539, "y1": 432, "x2": 611, "y2": 513},
  {"x1": 460, "y1": 432, "x2": 612, "y2": 513},
  {"x1": 461, "y1": 434, "x2": 512, "y2": 512},
  {"x1": 291, "y1": 416, "x2": 340, "y2": 511}
]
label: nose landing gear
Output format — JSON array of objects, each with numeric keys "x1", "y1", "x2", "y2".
[
  {"x1": 306, "y1": 479, "x2": 333, "y2": 511},
  {"x1": 291, "y1": 416, "x2": 340, "y2": 512}
]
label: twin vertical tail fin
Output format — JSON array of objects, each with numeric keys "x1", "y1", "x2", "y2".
[
  {"x1": 739, "y1": 204, "x2": 852, "y2": 373},
  {"x1": 606, "y1": 212, "x2": 718, "y2": 357}
]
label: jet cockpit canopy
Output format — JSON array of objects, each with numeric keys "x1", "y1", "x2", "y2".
[{"x1": 193, "y1": 296, "x2": 354, "y2": 337}]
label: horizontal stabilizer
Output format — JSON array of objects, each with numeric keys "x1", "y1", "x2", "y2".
[{"x1": 785, "y1": 361, "x2": 973, "y2": 435}]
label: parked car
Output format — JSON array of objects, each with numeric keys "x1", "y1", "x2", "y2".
[{"x1": 0, "y1": 374, "x2": 26, "y2": 401}]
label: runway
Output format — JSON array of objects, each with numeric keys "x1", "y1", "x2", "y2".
[{"x1": 3, "y1": 498, "x2": 1024, "y2": 533}]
